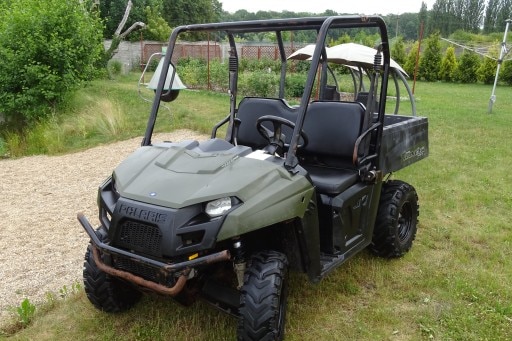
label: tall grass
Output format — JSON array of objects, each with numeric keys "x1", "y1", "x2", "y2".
[
  {"x1": 2, "y1": 79, "x2": 512, "y2": 340},
  {"x1": 0, "y1": 73, "x2": 229, "y2": 157}
]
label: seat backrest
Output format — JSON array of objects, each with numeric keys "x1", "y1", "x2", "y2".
[
  {"x1": 299, "y1": 101, "x2": 365, "y2": 168},
  {"x1": 236, "y1": 97, "x2": 297, "y2": 149}
]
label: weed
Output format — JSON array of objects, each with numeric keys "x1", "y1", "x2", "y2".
[{"x1": 16, "y1": 298, "x2": 35, "y2": 327}]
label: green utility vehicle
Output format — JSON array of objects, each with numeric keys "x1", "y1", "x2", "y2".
[{"x1": 78, "y1": 15, "x2": 428, "y2": 340}]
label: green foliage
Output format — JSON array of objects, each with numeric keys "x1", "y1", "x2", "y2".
[
  {"x1": 391, "y1": 37, "x2": 407, "y2": 66},
  {"x1": 454, "y1": 51, "x2": 481, "y2": 83},
  {"x1": 285, "y1": 73, "x2": 307, "y2": 98},
  {"x1": 403, "y1": 41, "x2": 420, "y2": 78},
  {"x1": 107, "y1": 59, "x2": 124, "y2": 80},
  {"x1": 238, "y1": 72, "x2": 280, "y2": 97},
  {"x1": 163, "y1": 0, "x2": 221, "y2": 41},
  {"x1": 177, "y1": 58, "x2": 208, "y2": 87},
  {"x1": 419, "y1": 32, "x2": 442, "y2": 81},
  {"x1": 144, "y1": 4, "x2": 172, "y2": 41},
  {"x1": 477, "y1": 45, "x2": 499, "y2": 84},
  {"x1": 0, "y1": 0, "x2": 103, "y2": 126},
  {"x1": 500, "y1": 60, "x2": 512, "y2": 85},
  {"x1": 208, "y1": 60, "x2": 229, "y2": 91},
  {"x1": 0, "y1": 136, "x2": 6, "y2": 157},
  {"x1": 16, "y1": 298, "x2": 36, "y2": 327},
  {"x1": 439, "y1": 46, "x2": 458, "y2": 82}
]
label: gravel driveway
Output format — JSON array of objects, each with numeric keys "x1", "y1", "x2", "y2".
[{"x1": 0, "y1": 130, "x2": 207, "y2": 323}]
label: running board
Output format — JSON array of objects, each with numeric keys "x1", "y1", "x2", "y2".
[{"x1": 319, "y1": 252, "x2": 347, "y2": 278}]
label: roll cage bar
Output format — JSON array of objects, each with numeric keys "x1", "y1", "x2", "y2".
[{"x1": 142, "y1": 15, "x2": 391, "y2": 172}]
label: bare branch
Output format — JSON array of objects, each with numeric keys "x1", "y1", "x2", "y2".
[
  {"x1": 119, "y1": 22, "x2": 146, "y2": 40},
  {"x1": 114, "y1": 0, "x2": 133, "y2": 37}
]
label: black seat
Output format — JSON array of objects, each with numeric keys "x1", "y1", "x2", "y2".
[
  {"x1": 235, "y1": 97, "x2": 297, "y2": 150},
  {"x1": 299, "y1": 101, "x2": 366, "y2": 195}
]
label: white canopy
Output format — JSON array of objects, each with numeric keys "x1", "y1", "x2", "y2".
[{"x1": 288, "y1": 42, "x2": 408, "y2": 76}]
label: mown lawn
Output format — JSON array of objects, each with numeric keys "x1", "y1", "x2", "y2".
[{"x1": 2, "y1": 77, "x2": 512, "y2": 340}]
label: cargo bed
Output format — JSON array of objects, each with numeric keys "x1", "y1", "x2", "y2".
[{"x1": 379, "y1": 114, "x2": 429, "y2": 173}]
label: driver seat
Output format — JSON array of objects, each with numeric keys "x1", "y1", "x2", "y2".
[{"x1": 235, "y1": 97, "x2": 297, "y2": 150}]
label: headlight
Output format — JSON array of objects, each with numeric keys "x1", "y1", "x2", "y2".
[{"x1": 205, "y1": 197, "x2": 233, "y2": 217}]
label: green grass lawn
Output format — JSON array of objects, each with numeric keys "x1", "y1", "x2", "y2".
[{"x1": 2, "y1": 75, "x2": 512, "y2": 340}]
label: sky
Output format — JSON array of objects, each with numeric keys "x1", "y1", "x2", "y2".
[{"x1": 219, "y1": 0, "x2": 437, "y2": 16}]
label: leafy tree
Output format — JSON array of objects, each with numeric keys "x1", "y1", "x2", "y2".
[
  {"x1": 454, "y1": 50, "x2": 481, "y2": 83},
  {"x1": 462, "y1": 0, "x2": 486, "y2": 33},
  {"x1": 483, "y1": 0, "x2": 500, "y2": 33},
  {"x1": 419, "y1": 31, "x2": 442, "y2": 81},
  {"x1": 163, "y1": 0, "x2": 221, "y2": 40},
  {"x1": 144, "y1": 4, "x2": 171, "y2": 41},
  {"x1": 429, "y1": 0, "x2": 457, "y2": 36},
  {"x1": 0, "y1": 0, "x2": 103, "y2": 126},
  {"x1": 418, "y1": 2, "x2": 429, "y2": 37},
  {"x1": 439, "y1": 46, "x2": 458, "y2": 81},
  {"x1": 497, "y1": 0, "x2": 512, "y2": 30}
]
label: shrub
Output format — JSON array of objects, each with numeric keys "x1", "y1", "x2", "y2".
[
  {"x1": 500, "y1": 60, "x2": 512, "y2": 85},
  {"x1": 107, "y1": 59, "x2": 124, "y2": 79},
  {"x1": 391, "y1": 36, "x2": 407, "y2": 66},
  {"x1": 0, "y1": 0, "x2": 103, "y2": 126},
  {"x1": 238, "y1": 72, "x2": 279, "y2": 97},
  {"x1": 285, "y1": 73, "x2": 307, "y2": 98},
  {"x1": 419, "y1": 32, "x2": 442, "y2": 81},
  {"x1": 439, "y1": 46, "x2": 458, "y2": 82},
  {"x1": 477, "y1": 45, "x2": 499, "y2": 84},
  {"x1": 454, "y1": 51, "x2": 481, "y2": 83},
  {"x1": 403, "y1": 41, "x2": 420, "y2": 78}
]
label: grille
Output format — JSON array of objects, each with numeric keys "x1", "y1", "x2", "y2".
[
  {"x1": 117, "y1": 220, "x2": 162, "y2": 256},
  {"x1": 113, "y1": 256, "x2": 160, "y2": 282}
]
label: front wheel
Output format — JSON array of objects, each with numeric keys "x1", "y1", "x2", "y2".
[
  {"x1": 370, "y1": 180, "x2": 419, "y2": 258},
  {"x1": 237, "y1": 250, "x2": 289, "y2": 341},
  {"x1": 83, "y1": 229, "x2": 141, "y2": 312}
]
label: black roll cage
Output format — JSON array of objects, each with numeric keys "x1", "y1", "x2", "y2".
[{"x1": 142, "y1": 15, "x2": 391, "y2": 172}]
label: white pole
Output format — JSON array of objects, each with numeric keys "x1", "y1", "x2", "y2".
[{"x1": 488, "y1": 19, "x2": 511, "y2": 113}]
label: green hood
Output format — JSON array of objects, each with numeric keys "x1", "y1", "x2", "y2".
[{"x1": 113, "y1": 142, "x2": 312, "y2": 211}]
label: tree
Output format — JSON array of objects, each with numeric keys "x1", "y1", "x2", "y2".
[
  {"x1": 454, "y1": 50, "x2": 481, "y2": 83},
  {"x1": 144, "y1": 4, "x2": 171, "y2": 41},
  {"x1": 163, "y1": 0, "x2": 221, "y2": 40},
  {"x1": 483, "y1": 0, "x2": 500, "y2": 33},
  {"x1": 439, "y1": 46, "x2": 458, "y2": 81},
  {"x1": 418, "y1": 2, "x2": 429, "y2": 37},
  {"x1": 462, "y1": 0, "x2": 485, "y2": 33},
  {"x1": 0, "y1": 0, "x2": 103, "y2": 126},
  {"x1": 99, "y1": 0, "x2": 148, "y2": 38},
  {"x1": 103, "y1": 0, "x2": 145, "y2": 65},
  {"x1": 419, "y1": 32, "x2": 442, "y2": 81},
  {"x1": 497, "y1": 0, "x2": 512, "y2": 29}
]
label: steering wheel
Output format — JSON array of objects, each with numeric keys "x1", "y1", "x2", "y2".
[{"x1": 256, "y1": 115, "x2": 308, "y2": 155}]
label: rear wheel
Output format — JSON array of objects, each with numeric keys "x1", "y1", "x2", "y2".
[
  {"x1": 237, "y1": 250, "x2": 289, "y2": 341},
  {"x1": 83, "y1": 229, "x2": 141, "y2": 312},
  {"x1": 370, "y1": 180, "x2": 419, "y2": 258}
]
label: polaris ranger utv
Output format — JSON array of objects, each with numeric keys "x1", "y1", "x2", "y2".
[{"x1": 78, "y1": 15, "x2": 428, "y2": 340}]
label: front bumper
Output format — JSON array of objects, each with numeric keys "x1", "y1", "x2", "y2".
[{"x1": 78, "y1": 212, "x2": 231, "y2": 296}]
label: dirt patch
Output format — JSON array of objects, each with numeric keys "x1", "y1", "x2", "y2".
[{"x1": 0, "y1": 130, "x2": 208, "y2": 323}]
